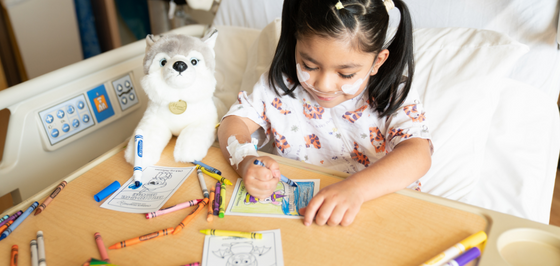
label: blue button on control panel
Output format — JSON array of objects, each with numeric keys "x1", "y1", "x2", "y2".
[{"x1": 39, "y1": 94, "x2": 95, "y2": 145}]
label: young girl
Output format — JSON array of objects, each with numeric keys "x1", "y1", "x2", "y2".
[{"x1": 218, "y1": 0, "x2": 433, "y2": 226}]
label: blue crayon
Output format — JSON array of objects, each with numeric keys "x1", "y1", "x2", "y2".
[
  {"x1": 193, "y1": 160, "x2": 222, "y2": 175},
  {"x1": 0, "y1": 201, "x2": 39, "y2": 241},
  {"x1": 253, "y1": 160, "x2": 298, "y2": 187},
  {"x1": 0, "y1": 215, "x2": 9, "y2": 223}
]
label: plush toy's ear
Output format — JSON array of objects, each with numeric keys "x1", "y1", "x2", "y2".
[
  {"x1": 202, "y1": 27, "x2": 218, "y2": 51},
  {"x1": 145, "y1": 34, "x2": 162, "y2": 50}
]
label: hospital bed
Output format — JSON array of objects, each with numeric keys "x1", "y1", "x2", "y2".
[{"x1": 0, "y1": 0, "x2": 559, "y2": 229}]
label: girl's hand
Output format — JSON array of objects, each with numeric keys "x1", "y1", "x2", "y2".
[
  {"x1": 239, "y1": 156, "x2": 282, "y2": 199},
  {"x1": 300, "y1": 178, "x2": 364, "y2": 226}
]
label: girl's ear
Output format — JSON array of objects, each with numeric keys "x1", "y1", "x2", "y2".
[{"x1": 371, "y1": 49, "x2": 390, "y2": 75}]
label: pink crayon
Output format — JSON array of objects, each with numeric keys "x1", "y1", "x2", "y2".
[
  {"x1": 213, "y1": 182, "x2": 221, "y2": 216},
  {"x1": 181, "y1": 262, "x2": 200, "y2": 266},
  {"x1": 146, "y1": 199, "x2": 203, "y2": 219}
]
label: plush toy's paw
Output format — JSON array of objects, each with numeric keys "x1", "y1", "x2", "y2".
[{"x1": 174, "y1": 134, "x2": 214, "y2": 163}]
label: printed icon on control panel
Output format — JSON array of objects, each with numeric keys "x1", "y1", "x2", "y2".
[
  {"x1": 83, "y1": 114, "x2": 90, "y2": 123},
  {"x1": 67, "y1": 105, "x2": 75, "y2": 114},
  {"x1": 57, "y1": 110, "x2": 65, "y2": 119},
  {"x1": 94, "y1": 95, "x2": 109, "y2": 113},
  {"x1": 45, "y1": 114, "x2": 54, "y2": 124},
  {"x1": 72, "y1": 119, "x2": 80, "y2": 128},
  {"x1": 78, "y1": 101, "x2": 85, "y2": 109}
]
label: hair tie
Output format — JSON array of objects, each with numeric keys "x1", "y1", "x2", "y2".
[
  {"x1": 383, "y1": 0, "x2": 395, "y2": 12},
  {"x1": 335, "y1": 0, "x2": 344, "y2": 10}
]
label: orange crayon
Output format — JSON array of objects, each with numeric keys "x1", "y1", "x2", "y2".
[
  {"x1": 0, "y1": 220, "x2": 14, "y2": 234},
  {"x1": 10, "y1": 245, "x2": 18, "y2": 266},
  {"x1": 109, "y1": 227, "x2": 174, "y2": 249},
  {"x1": 207, "y1": 187, "x2": 215, "y2": 222},
  {"x1": 35, "y1": 181, "x2": 67, "y2": 215},
  {"x1": 173, "y1": 198, "x2": 209, "y2": 235}
]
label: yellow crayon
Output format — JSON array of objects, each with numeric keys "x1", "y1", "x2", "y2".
[
  {"x1": 200, "y1": 229, "x2": 262, "y2": 239},
  {"x1": 199, "y1": 166, "x2": 233, "y2": 186},
  {"x1": 207, "y1": 187, "x2": 215, "y2": 222},
  {"x1": 173, "y1": 198, "x2": 209, "y2": 235},
  {"x1": 420, "y1": 231, "x2": 487, "y2": 266},
  {"x1": 219, "y1": 181, "x2": 226, "y2": 218}
]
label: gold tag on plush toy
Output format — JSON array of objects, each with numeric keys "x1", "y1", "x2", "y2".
[{"x1": 169, "y1": 100, "x2": 187, "y2": 114}]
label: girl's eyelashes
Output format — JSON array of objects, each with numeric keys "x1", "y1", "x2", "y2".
[
  {"x1": 302, "y1": 62, "x2": 317, "y2": 71},
  {"x1": 302, "y1": 60, "x2": 357, "y2": 79},
  {"x1": 340, "y1": 73, "x2": 355, "y2": 79}
]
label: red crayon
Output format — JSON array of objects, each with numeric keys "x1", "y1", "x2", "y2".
[
  {"x1": 145, "y1": 199, "x2": 202, "y2": 219},
  {"x1": 109, "y1": 227, "x2": 174, "y2": 249},
  {"x1": 94, "y1": 232, "x2": 110, "y2": 262},
  {"x1": 35, "y1": 181, "x2": 67, "y2": 215},
  {"x1": 181, "y1": 263, "x2": 200, "y2": 266}
]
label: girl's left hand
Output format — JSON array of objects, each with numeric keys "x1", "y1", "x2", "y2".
[{"x1": 299, "y1": 178, "x2": 364, "y2": 226}]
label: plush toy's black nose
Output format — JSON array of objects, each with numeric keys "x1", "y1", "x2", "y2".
[{"x1": 173, "y1": 61, "x2": 187, "y2": 73}]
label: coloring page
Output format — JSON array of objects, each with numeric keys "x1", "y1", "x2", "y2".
[
  {"x1": 202, "y1": 229, "x2": 284, "y2": 266},
  {"x1": 100, "y1": 166, "x2": 195, "y2": 213},
  {"x1": 225, "y1": 179, "x2": 320, "y2": 219}
]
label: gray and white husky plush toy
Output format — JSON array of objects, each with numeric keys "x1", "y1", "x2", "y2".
[{"x1": 125, "y1": 29, "x2": 225, "y2": 167}]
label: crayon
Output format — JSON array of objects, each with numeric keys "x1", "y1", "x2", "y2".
[
  {"x1": 420, "y1": 231, "x2": 487, "y2": 266},
  {"x1": 193, "y1": 160, "x2": 222, "y2": 175},
  {"x1": 197, "y1": 167, "x2": 209, "y2": 198},
  {"x1": 145, "y1": 199, "x2": 203, "y2": 219},
  {"x1": 30, "y1": 239, "x2": 38, "y2": 266},
  {"x1": 199, "y1": 166, "x2": 233, "y2": 186},
  {"x1": 173, "y1": 198, "x2": 209, "y2": 235},
  {"x1": 213, "y1": 182, "x2": 221, "y2": 216},
  {"x1": 37, "y1": 231, "x2": 46, "y2": 266},
  {"x1": 10, "y1": 245, "x2": 17, "y2": 266},
  {"x1": 132, "y1": 129, "x2": 144, "y2": 189},
  {"x1": 0, "y1": 215, "x2": 8, "y2": 222},
  {"x1": 442, "y1": 247, "x2": 481, "y2": 266},
  {"x1": 0, "y1": 220, "x2": 14, "y2": 234},
  {"x1": 94, "y1": 232, "x2": 110, "y2": 262},
  {"x1": 180, "y1": 263, "x2": 200, "y2": 266},
  {"x1": 35, "y1": 181, "x2": 67, "y2": 215},
  {"x1": 200, "y1": 229, "x2": 262, "y2": 239},
  {"x1": 207, "y1": 187, "x2": 215, "y2": 222},
  {"x1": 0, "y1": 201, "x2": 39, "y2": 241},
  {"x1": 88, "y1": 258, "x2": 119, "y2": 265},
  {"x1": 109, "y1": 227, "x2": 174, "y2": 250},
  {"x1": 253, "y1": 159, "x2": 298, "y2": 187},
  {"x1": 0, "y1": 211, "x2": 23, "y2": 227},
  {"x1": 219, "y1": 182, "x2": 226, "y2": 218}
]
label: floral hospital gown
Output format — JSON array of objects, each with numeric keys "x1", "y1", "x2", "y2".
[{"x1": 223, "y1": 72, "x2": 433, "y2": 191}]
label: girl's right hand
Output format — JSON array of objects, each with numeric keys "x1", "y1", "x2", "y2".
[{"x1": 239, "y1": 156, "x2": 282, "y2": 199}]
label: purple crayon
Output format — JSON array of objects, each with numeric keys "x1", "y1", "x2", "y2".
[
  {"x1": 0, "y1": 211, "x2": 23, "y2": 227},
  {"x1": 146, "y1": 199, "x2": 203, "y2": 219},
  {"x1": 213, "y1": 182, "x2": 221, "y2": 216}
]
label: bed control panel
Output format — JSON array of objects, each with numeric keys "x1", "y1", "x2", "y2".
[
  {"x1": 111, "y1": 74, "x2": 139, "y2": 111},
  {"x1": 38, "y1": 94, "x2": 95, "y2": 145},
  {"x1": 37, "y1": 72, "x2": 140, "y2": 149}
]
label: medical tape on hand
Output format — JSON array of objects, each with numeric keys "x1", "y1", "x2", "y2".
[{"x1": 226, "y1": 135, "x2": 259, "y2": 168}]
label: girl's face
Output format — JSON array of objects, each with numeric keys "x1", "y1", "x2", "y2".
[{"x1": 295, "y1": 34, "x2": 388, "y2": 108}]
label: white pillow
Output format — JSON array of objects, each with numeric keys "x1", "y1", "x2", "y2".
[{"x1": 225, "y1": 19, "x2": 529, "y2": 201}]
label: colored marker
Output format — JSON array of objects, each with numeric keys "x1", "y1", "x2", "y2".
[
  {"x1": 420, "y1": 231, "x2": 487, "y2": 266},
  {"x1": 219, "y1": 182, "x2": 226, "y2": 218},
  {"x1": 130, "y1": 129, "x2": 144, "y2": 189},
  {"x1": 199, "y1": 166, "x2": 233, "y2": 186},
  {"x1": 193, "y1": 160, "x2": 222, "y2": 175},
  {"x1": 94, "y1": 232, "x2": 110, "y2": 262},
  {"x1": 0, "y1": 201, "x2": 39, "y2": 241},
  {"x1": 0, "y1": 211, "x2": 22, "y2": 227},
  {"x1": 37, "y1": 231, "x2": 46, "y2": 266},
  {"x1": 109, "y1": 227, "x2": 174, "y2": 249},
  {"x1": 173, "y1": 198, "x2": 209, "y2": 235},
  {"x1": 0, "y1": 215, "x2": 8, "y2": 222},
  {"x1": 94, "y1": 181, "x2": 121, "y2": 202},
  {"x1": 35, "y1": 181, "x2": 67, "y2": 215},
  {"x1": 145, "y1": 199, "x2": 203, "y2": 219},
  {"x1": 442, "y1": 247, "x2": 481, "y2": 266},
  {"x1": 213, "y1": 182, "x2": 221, "y2": 216},
  {"x1": 197, "y1": 167, "x2": 209, "y2": 198},
  {"x1": 0, "y1": 220, "x2": 14, "y2": 234},
  {"x1": 200, "y1": 229, "x2": 262, "y2": 239},
  {"x1": 30, "y1": 239, "x2": 38, "y2": 266},
  {"x1": 207, "y1": 187, "x2": 215, "y2": 222},
  {"x1": 10, "y1": 245, "x2": 17, "y2": 266},
  {"x1": 253, "y1": 159, "x2": 298, "y2": 187},
  {"x1": 181, "y1": 263, "x2": 200, "y2": 266}
]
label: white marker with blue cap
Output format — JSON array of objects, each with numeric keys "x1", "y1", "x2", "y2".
[{"x1": 131, "y1": 129, "x2": 143, "y2": 189}]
